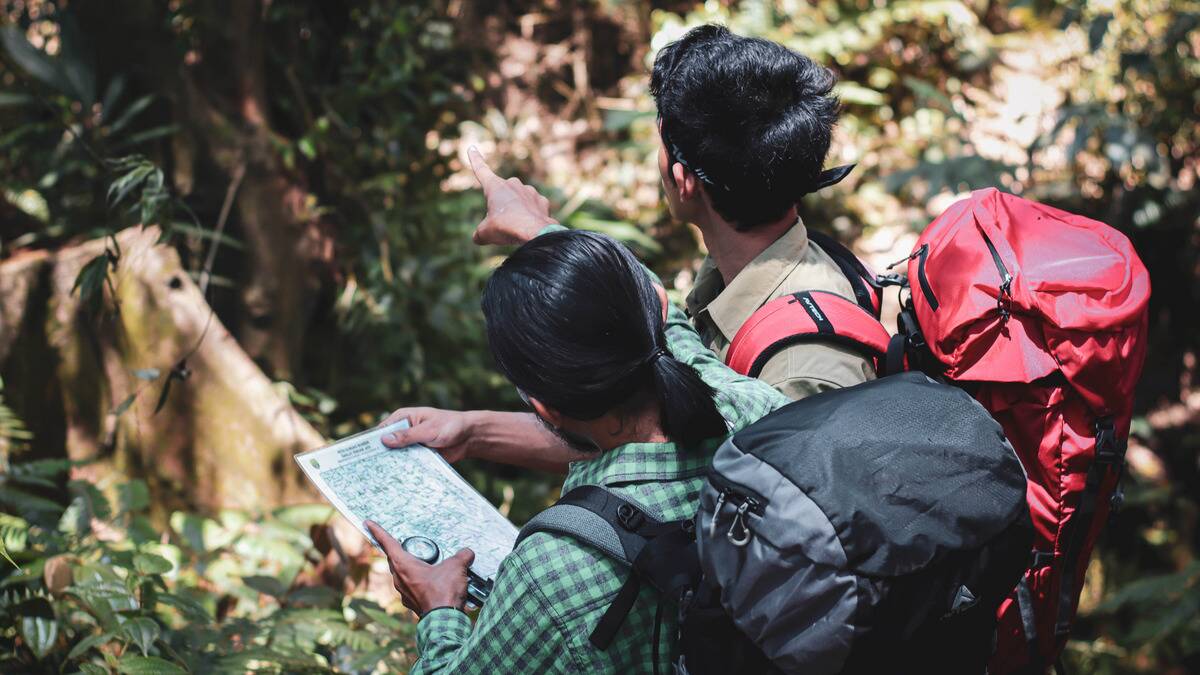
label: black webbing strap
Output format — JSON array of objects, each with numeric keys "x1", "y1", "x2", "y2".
[
  {"x1": 885, "y1": 333, "x2": 907, "y2": 377},
  {"x1": 1015, "y1": 574, "x2": 1042, "y2": 670},
  {"x1": 806, "y1": 228, "x2": 880, "y2": 318},
  {"x1": 591, "y1": 572, "x2": 643, "y2": 649},
  {"x1": 1054, "y1": 416, "x2": 1126, "y2": 638}
]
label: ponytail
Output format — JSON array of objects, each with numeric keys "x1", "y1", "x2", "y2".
[{"x1": 648, "y1": 351, "x2": 728, "y2": 447}]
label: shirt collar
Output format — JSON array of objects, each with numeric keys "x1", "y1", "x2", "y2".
[
  {"x1": 687, "y1": 221, "x2": 811, "y2": 342},
  {"x1": 562, "y1": 437, "x2": 721, "y2": 492}
]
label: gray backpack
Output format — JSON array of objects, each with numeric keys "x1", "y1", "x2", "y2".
[{"x1": 517, "y1": 372, "x2": 1033, "y2": 674}]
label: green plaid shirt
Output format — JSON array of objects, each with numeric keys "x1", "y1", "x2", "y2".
[{"x1": 412, "y1": 295, "x2": 788, "y2": 674}]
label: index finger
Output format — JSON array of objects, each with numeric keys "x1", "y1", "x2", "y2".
[
  {"x1": 364, "y1": 520, "x2": 409, "y2": 566},
  {"x1": 467, "y1": 146, "x2": 503, "y2": 190}
]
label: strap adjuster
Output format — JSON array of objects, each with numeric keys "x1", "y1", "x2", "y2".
[
  {"x1": 1093, "y1": 417, "x2": 1125, "y2": 465},
  {"x1": 617, "y1": 503, "x2": 645, "y2": 531},
  {"x1": 1031, "y1": 550, "x2": 1055, "y2": 568}
]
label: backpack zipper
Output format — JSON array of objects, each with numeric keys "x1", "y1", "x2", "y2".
[
  {"x1": 915, "y1": 244, "x2": 939, "y2": 312},
  {"x1": 707, "y1": 474, "x2": 767, "y2": 547},
  {"x1": 977, "y1": 226, "x2": 1014, "y2": 322}
]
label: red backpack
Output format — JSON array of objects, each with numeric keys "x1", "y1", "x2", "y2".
[{"x1": 725, "y1": 188, "x2": 1150, "y2": 673}]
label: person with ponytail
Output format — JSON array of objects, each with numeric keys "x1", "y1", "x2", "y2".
[{"x1": 369, "y1": 229, "x2": 788, "y2": 674}]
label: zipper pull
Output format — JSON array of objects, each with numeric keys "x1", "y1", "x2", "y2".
[
  {"x1": 886, "y1": 244, "x2": 925, "y2": 271},
  {"x1": 727, "y1": 501, "x2": 753, "y2": 547},
  {"x1": 708, "y1": 490, "x2": 728, "y2": 540}
]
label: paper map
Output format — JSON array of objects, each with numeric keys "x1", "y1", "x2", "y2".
[{"x1": 295, "y1": 421, "x2": 518, "y2": 581}]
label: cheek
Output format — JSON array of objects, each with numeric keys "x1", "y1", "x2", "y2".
[{"x1": 657, "y1": 144, "x2": 669, "y2": 184}]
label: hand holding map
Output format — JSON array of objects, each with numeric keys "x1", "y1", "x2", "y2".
[{"x1": 295, "y1": 420, "x2": 519, "y2": 585}]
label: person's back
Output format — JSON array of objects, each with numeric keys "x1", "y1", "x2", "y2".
[{"x1": 404, "y1": 230, "x2": 787, "y2": 674}]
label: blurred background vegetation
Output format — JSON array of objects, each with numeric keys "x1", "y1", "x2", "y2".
[{"x1": 0, "y1": 0, "x2": 1196, "y2": 672}]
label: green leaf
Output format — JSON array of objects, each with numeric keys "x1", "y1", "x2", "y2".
[
  {"x1": 271, "y1": 504, "x2": 334, "y2": 530},
  {"x1": 298, "y1": 137, "x2": 317, "y2": 160},
  {"x1": 18, "y1": 597, "x2": 58, "y2": 660},
  {"x1": 349, "y1": 598, "x2": 403, "y2": 630},
  {"x1": 157, "y1": 592, "x2": 210, "y2": 623},
  {"x1": 133, "y1": 553, "x2": 173, "y2": 576},
  {"x1": 73, "y1": 253, "x2": 112, "y2": 311},
  {"x1": 119, "y1": 480, "x2": 151, "y2": 514},
  {"x1": 69, "y1": 479, "x2": 113, "y2": 522},
  {"x1": 113, "y1": 393, "x2": 138, "y2": 418},
  {"x1": 106, "y1": 95, "x2": 155, "y2": 136},
  {"x1": 285, "y1": 585, "x2": 339, "y2": 608},
  {"x1": 79, "y1": 663, "x2": 110, "y2": 675},
  {"x1": 67, "y1": 631, "x2": 115, "y2": 661},
  {"x1": 0, "y1": 27, "x2": 70, "y2": 94},
  {"x1": 120, "y1": 616, "x2": 161, "y2": 657},
  {"x1": 0, "y1": 92, "x2": 34, "y2": 107},
  {"x1": 0, "y1": 485, "x2": 65, "y2": 518},
  {"x1": 116, "y1": 655, "x2": 186, "y2": 675},
  {"x1": 242, "y1": 575, "x2": 287, "y2": 598}
]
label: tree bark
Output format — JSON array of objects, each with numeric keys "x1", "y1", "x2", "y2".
[{"x1": 0, "y1": 226, "x2": 322, "y2": 512}]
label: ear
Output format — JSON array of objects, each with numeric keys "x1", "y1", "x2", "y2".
[
  {"x1": 653, "y1": 283, "x2": 668, "y2": 322},
  {"x1": 672, "y1": 162, "x2": 699, "y2": 201},
  {"x1": 529, "y1": 397, "x2": 566, "y2": 429}
]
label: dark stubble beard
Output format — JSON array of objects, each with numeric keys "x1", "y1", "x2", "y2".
[{"x1": 534, "y1": 415, "x2": 602, "y2": 455}]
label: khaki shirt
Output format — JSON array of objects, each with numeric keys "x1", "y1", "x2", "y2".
[{"x1": 685, "y1": 221, "x2": 876, "y2": 401}]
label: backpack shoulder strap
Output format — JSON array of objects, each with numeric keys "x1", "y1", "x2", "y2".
[
  {"x1": 726, "y1": 290, "x2": 892, "y2": 378},
  {"x1": 517, "y1": 485, "x2": 698, "y2": 652},
  {"x1": 516, "y1": 484, "x2": 659, "y2": 567},
  {"x1": 806, "y1": 229, "x2": 883, "y2": 318}
]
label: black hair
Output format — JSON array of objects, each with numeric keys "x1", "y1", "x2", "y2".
[
  {"x1": 651, "y1": 24, "x2": 840, "y2": 230},
  {"x1": 481, "y1": 230, "x2": 728, "y2": 448}
]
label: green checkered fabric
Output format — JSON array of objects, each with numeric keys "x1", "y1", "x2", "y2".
[{"x1": 412, "y1": 296, "x2": 788, "y2": 674}]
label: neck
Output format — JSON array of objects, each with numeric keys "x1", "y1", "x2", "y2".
[
  {"x1": 591, "y1": 403, "x2": 669, "y2": 451},
  {"x1": 696, "y1": 208, "x2": 797, "y2": 286}
]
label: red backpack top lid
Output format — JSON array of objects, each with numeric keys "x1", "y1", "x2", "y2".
[{"x1": 908, "y1": 188, "x2": 1150, "y2": 414}]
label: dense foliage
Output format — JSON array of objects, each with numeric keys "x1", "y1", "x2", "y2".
[
  {"x1": 1, "y1": 0, "x2": 1197, "y2": 672},
  {"x1": 0, "y1": 406, "x2": 415, "y2": 673}
]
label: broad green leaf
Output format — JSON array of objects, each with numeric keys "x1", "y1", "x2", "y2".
[
  {"x1": 121, "y1": 617, "x2": 161, "y2": 657},
  {"x1": 0, "y1": 485, "x2": 65, "y2": 518},
  {"x1": 133, "y1": 552, "x2": 173, "y2": 576},
  {"x1": 119, "y1": 480, "x2": 151, "y2": 513},
  {"x1": 285, "y1": 585, "x2": 339, "y2": 608},
  {"x1": 242, "y1": 575, "x2": 287, "y2": 598},
  {"x1": 79, "y1": 662, "x2": 109, "y2": 675},
  {"x1": 271, "y1": 503, "x2": 333, "y2": 530},
  {"x1": 0, "y1": 92, "x2": 34, "y2": 107},
  {"x1": 348, "y1": 598, "x2": 403, "y2": 630},
  {"x1": 67, "y1": 631, "x2": 115, "y2": 661},
  {"x1": 19, "y1": 598, "x2": 58, "y2": 659},
  {"x1": 69, "y1": 479, "x2": 113, "y2": 521},
  {"x1": 116, "y1": 655, "x2": 186, "y2": 675},
  {"x1": 157, "y1": 592, "x2": 211, "y2": 623},
  {"x1": 0, "y1": 27, "x2": 70, "y2": 94}
]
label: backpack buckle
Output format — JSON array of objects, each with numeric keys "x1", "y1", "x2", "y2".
[
  {"x1": 617, "y1": 503, "x2": 645, "y2": 532},
  {"x1": 1031, "y1": 549, "x2": 1055, "y2": 568}
]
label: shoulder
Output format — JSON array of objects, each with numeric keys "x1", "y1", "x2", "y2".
[
  {"x1": 770, "y1": 238, "x2": 859, "y2": 302},
  {"x1": 505, "y1": 531, "x2": 627, "y2": 617},
  {"x1": 757, "y1": 340, "x2": 876, "y2": 401}
]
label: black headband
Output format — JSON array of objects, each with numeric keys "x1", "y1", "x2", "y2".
[{"x1": 662, "y1": 122, "x2": 855, "y2": 198}]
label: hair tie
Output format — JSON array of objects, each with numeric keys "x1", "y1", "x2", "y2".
[{"x1": 644, "y1": 347, "x2": 668, "y2": 367}]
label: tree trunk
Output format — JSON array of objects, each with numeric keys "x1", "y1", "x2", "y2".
[{"x1": 0, "y1": 226, "x2": 322, "y2": 512}]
